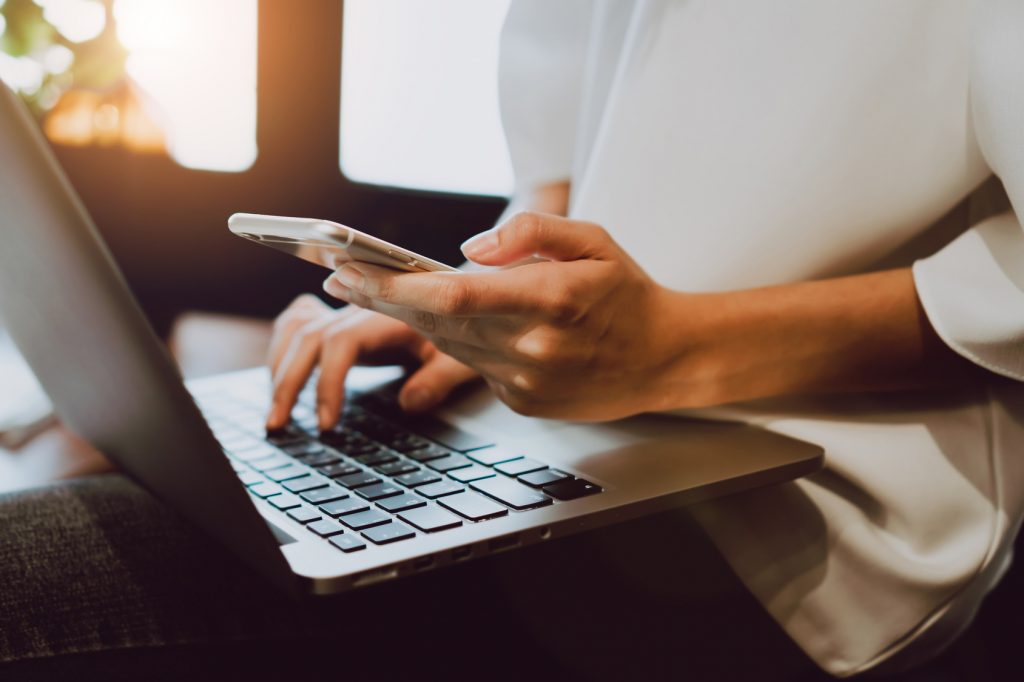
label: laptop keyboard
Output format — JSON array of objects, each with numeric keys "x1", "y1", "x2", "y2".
[{"x1": 196, "y1": 383, "x2": 602, "y2": 554}]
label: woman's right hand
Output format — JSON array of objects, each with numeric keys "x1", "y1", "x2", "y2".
[{"x1": 265, "y1": 294, "x2": 480, "y2": 431}]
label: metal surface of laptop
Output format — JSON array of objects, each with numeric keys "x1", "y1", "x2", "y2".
[{"x1": 0, "y1": 82, "x2": 823, "y2": 595}]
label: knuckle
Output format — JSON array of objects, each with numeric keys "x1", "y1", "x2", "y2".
[
  {"x1": 546, "y1": 285, "x2": 582, "y2": 325},
  {"x1": 585, "y1": 222, "x2": 611, "y2": 242},
  {"x1": 414, "y1": 309, "x2": 439, "y2": 334},
  {"x1": 435, "y1": 278, "x2": 474, "y2": 316},
  {"x1": 374, "y1": 276, "x2": 394, "y2": 302},
  {"x1": 296, "y1": 320, "x2": 324, "y2": 345},
  {"x1": 515, "y1": 332, "x2": 561, "y2": 364},
  {"x1": 511, "y1": 211, "x2": 547, "y2": 241}
]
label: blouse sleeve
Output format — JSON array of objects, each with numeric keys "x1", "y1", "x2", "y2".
[
  {"x1": 497, "y1": 0, "x2": 592, "y2": 193},
  {"x1": 912, "y1": 0, "x2": 1024, "y2": 381}
]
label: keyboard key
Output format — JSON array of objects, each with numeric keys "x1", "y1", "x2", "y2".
[
  {"x1": 390, "y1": 435, "x2": 432, "y2": 452},
  {"x1": 416, "y1": 481, "x2": 464, "y2": 499},
  {"x1": 337, "y1": 471, "x2": 381, "y2": 489},
  {"x1": 399, "y1": 506, "x2": 463, "y2": 532},
  {"x1": 301, "y1": 452, "x2": 343, "y2": 468},
  {"x1": 439, "y1": 492, "x2": 509, "y2": 521},
  {"x1": 266, "y1": 426, "x2": 308, "y2": 446},
  {"x1": 301, "y1": 486, "x2": 348, "y2": 505},
  {"x1": 268, "y1": 493, "x2": 302, "y2": 510},
  {"x1": 307, "y1": 519, "x2": 346, "y2": 537},
  {"x1": 354, "y1": 482, "x2": 403, "y2": 501},
  {"x1": 544, "y1": 478, "x2": 602, "y2": 500},
  {"x1": 228, "y1": 443, "x2": 279, "y2": 461},
  {"x1": 377, "y1": 493, "x2": 427, "y2": 513},
  {"x1": 281, "y1": 442, "x2": 325, "y2": 458},
  {"x1": 494, "y1": 458, "x2": 546, "y2": 477},
  {"x1": 250, "y1": 455, "x2": 293, "y2": 471},
  {"x1": 237, "y1": 471, "x2": 264, "y2": 486},
  {"x1": 342, "y1": 442, "x2": 382, "y2": 456},
  {"x1": 320, "y1": 498, "x2": 370, "y2": 517},
  {"x1": 341, "y1": 508, "x2": 391, "y2": 530},
  {"x1": 319, "y1": 426, "x2": 365, "y2": 447},
  {"x1": 406, "y1": 445, "x2": 452, "y2": 463},
  {"x1": 518, "y1": 469, "x2": 571, "y2": 488},
  {"x1": 395, "y1": 470, "x2": 441, "y2": 488},
  {"x1": 470, "y1": 477, "x2": 552, "y2": 511},
  {"x1": 319, "y1": 462, "x2": 362, "y2": 478},
  {"x1": 248, "y1": 482, "x2": 282, "y2": 498},
  {"x1": 282, "y1": 475, "x2": 328, "y2": 494},
  {"x1": 375, "y1": 460, "x2": 418, "y2": 477},
  {"x1": 265, "y1": 465, "x2": 311, "y2": 483},
  {"x1": 426, "y1": 454, "x2": 473, "y2": 473},
  {"x1": 362, "y1": 521, "x2": 416, "y2": 545},
  {"x1": 355, "y1": 450, "x2": 399, "y2": 467},
  {"x1": 286, "y1": 506, "x2": 323, "y2": 524},
  {"x1": 467, "y1": 449, "x2": 522, "y2": 466},
  {"x1": 329, "y1": 534, "x2": 367, "y2": 553},
  {"x1": 447, "y1": 465, "x2": 496, "y2": 484}
]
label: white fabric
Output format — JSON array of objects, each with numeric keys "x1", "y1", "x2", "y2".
[{"x1": 498, "y1": 0, "x2": 1024, "y2": 676}]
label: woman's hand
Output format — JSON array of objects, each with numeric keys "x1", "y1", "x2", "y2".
[
  {"x1": 265, "y1": 294, "x2": 479, "y2": 431},
  {"x1": 322, "y1": 213, "x2": 685, "y2": 421},
  {"x1": 321, "y1": 213, "x2": 984, "y2": 421}
]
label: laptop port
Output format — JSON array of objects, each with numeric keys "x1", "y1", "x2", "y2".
[
  {"x1": 452, "y1": 546, "x2": 472, "y2": 561},
  {"x1": 538, "y1": 527, "x2": 552, "y2": 540},
  {"x1": 413, "y1": 556, "x2": 435, "y2": 572},
  {"x1": 353, "y1": 567, "x2": 399, "y2": 588},
  {"x1": 488, "y1": 534, "x2": 521, "y2": 554}
]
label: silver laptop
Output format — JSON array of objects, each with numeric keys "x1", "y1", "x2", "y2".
[{"x1": 0, "y1": 82, "x2": 823, "y2": 595}]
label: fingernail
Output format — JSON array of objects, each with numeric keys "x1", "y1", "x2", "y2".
[
  {"x1": 335, "y1": 266, "x2": 364, "y2": 290},
  {"x1": 323, "y1": 277, "x2": 350, "y2": 300},
  {"x1": 266, "y1": 403, "x2": 285, "y2": 429},
  {"x1": 317, "y1": 404, "x2": 333, "y2": 429},
  {"x1": 400, "y1": 388, "x2": 431, "y2": 412},
  {"x1": 460, "y1": 232, "x2": 499, "y2": 260}
]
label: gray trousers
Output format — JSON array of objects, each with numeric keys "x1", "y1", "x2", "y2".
[{"x1": 0, "y1": 475, "x2": 984, "y2": 681}]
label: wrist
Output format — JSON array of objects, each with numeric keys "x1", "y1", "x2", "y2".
[{"x1": 641, "y1": 287, "x2": 732, "y2": 412}]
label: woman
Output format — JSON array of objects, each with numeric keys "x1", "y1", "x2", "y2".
[{"x1": 266, "y1": 0, "x2": 1024, "y2": 676}]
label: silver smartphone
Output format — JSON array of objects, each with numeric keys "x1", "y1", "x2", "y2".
[{"x1": 228, "y1": 213, "x2": 459, "y2": 273}]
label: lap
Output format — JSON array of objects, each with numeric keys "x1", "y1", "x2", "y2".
[{"x1": 0, "y1": 474, "x2": 820, "y2": 681}]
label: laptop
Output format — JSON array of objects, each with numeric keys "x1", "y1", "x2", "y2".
[{"x1": 0, "y1": 82, "x2": 823, "y2": 595}]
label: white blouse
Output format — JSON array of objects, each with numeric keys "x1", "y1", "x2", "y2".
[{"x1": 499, "y1": 0, "x2": 1024, "y2": 676}]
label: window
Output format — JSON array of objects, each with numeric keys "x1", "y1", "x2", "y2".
[
  {"x1": 340, "y1": 0, "x2": 514, "y2": 196},
  {"x1": 0, "y1": 0, "x2": 258, "y2": 172},
  {"x1": 114, "y1": 0, "x2": 257, "y2": 171}
]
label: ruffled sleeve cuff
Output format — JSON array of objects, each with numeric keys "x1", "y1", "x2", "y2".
[{"x1": 913, "y1": 211, "x2": 1024, "y2": 381}]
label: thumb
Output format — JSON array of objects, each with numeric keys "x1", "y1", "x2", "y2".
[
  {"x1": 460, "y1": 212, "x2": 611, "y2": 266},
  {"x1": 398, "y1": 352, "x2": 479, "y2": 412}
]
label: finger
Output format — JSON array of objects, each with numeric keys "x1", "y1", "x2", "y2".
[
  {"x1": 266, "y1": 316, "x2": 333, "y2": 429},
  {"x1": 460, "y1": 212, "x2": 614, "y2": 266},
  {"x1": 315, "y1": 335, "x2": 359, "y2": 430},
  {"x1": 314, "y1": 314, "x2": 416, "y2": 430},
  {"x1": 398, "y1": 351, "x2": 480, "y2": 412},
  {"x1": 268, "y1": 294, "x2": 336, "y2": 374},
  {"x1": 325, "y1": 261, "x2": 568, "y2": 318}
]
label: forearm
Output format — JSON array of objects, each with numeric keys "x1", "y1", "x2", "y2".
[{"x1": 656, "y1": 268, "x2": 983, "y2": 410}]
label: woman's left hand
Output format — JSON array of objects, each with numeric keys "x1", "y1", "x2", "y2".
[{"x1": 322, "y1": 212, "x2": 688, "y2": 420}]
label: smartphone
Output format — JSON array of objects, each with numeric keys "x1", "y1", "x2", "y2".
[{"x1": 228, "y1": 213, "x2": 459, "y2": 273}]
